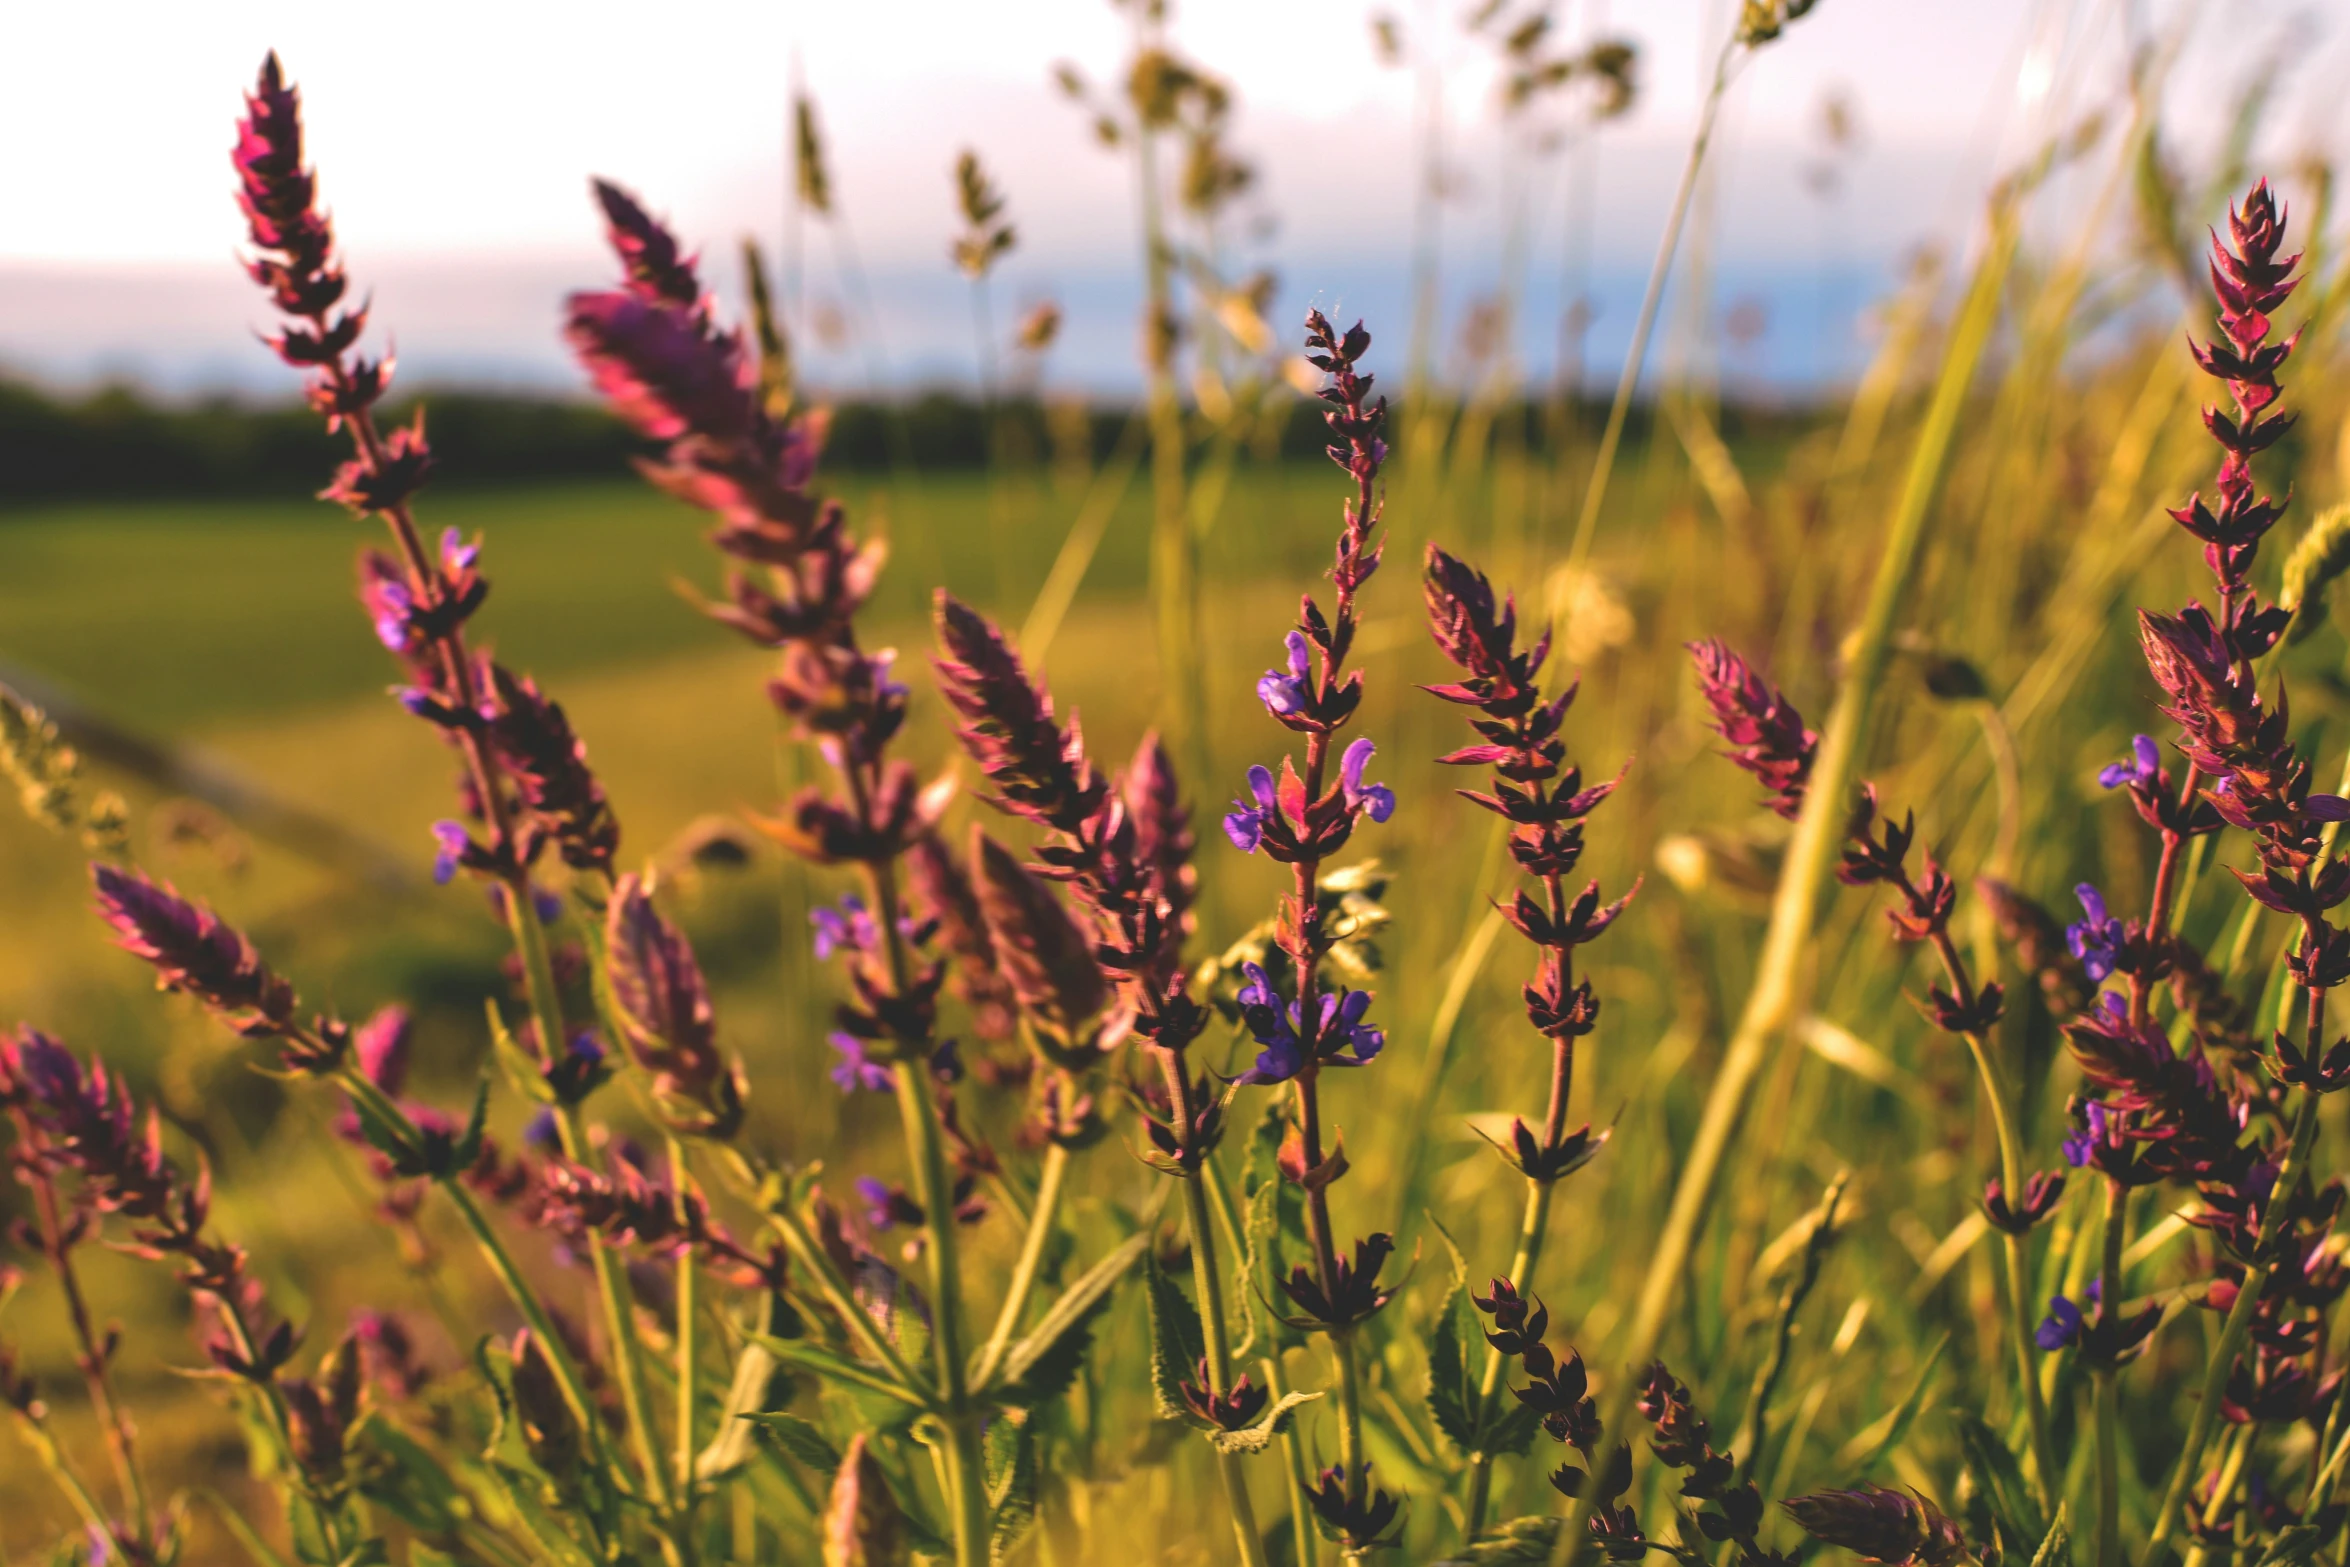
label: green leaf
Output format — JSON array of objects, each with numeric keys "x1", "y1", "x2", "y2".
[
  {"x1": 1209, "y1": 1389, "x2": 1324, "y2": 1455},
  {"x1": 484, "y1": 998, "x2": 556, "y2": 1107},
  {"x1": 1145, "y1": 1252, "x2": 1210, "y2": 1426},
  {"x1": 343, "y1": 1085, "x2": 419, "y2": 1170},
  {"x1": 986, "y1": 1417, "x2": 1039, "y2": 1564},
  {"x1": 2253, "y1": 1524, "x2": 2327, "y2": 1567},
  {"x1": 354, "y1": 1416, "x2": 465, "y2": 1534},
  {"x1": 743, "y1": 1332, "x2": 928, "y2": 1407},
  {"x1": 1425, "y1": 1213, "x2": 1480, "y2": 1456},
  {"x1": 1429, "y1": 1515, "x2": 1562, "y2": 1564},
  {"x1": 738, "y1": 1410, "x2": 841, "y2": 1473},
  {"x1": 697, "y1": 1293, "x2": 801, "y2": 1482},
  {"x1": 1836, "y1": 1332, "x2": 1949, "y2": 1474},
  {"x1": 989, "y1": 1229, "x2": 1147, "y2": 1408},
  {"x1": 447, "y1": 1074, "x2": 491, "y2": 1176},
  {"x1": 1485, "y1": 1400, "x2": 1545, "y2": 1458},
  {"x1": 2027, "y1": 1505, "x2": 2071, "y2": 1567},
  {"x1": 1951, "y1": 1409, "x2": 2044, "y2": 1548}
]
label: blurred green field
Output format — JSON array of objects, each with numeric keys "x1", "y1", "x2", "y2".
[{"x1": 7, "y1": 300, "x2": 2350, "y2": 1560}]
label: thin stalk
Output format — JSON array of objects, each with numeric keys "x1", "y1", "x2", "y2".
[
  {"x1": 758, "y1": 1196, "x2": 932, "y2": 1400},
  {"x1": 672, "y1": 1137, "x2": 699, "y2": 1512},
  {"x1": 1134, "y1": 78, "x2": 1203, "y2": 789},
  {"x1": 972, "y1": 1141, "x2": 1072, "y2": 1389},
  {"x1": 1464, "y1": 1175, "x2": 1557, "y2": 1533},
  {"x1": 890, "y1": 1057, "x2": 989, "y2": 1567},
  {"x1": 2183, "y1": 1423, "x2": 2255, "y2": 1567},
  {"x1": 2138, "y1": 1086, "x2": 2324, "y2": 1567},
  {"x1": 9, "y1": 1410, "x2": 119, "y2": 1551},
  {"x1": 1549, "y1": 194, "x2": 2023, "y2": 1567},
  {"x1": 1263, "y1": 1351, "x2": 1320, "y2": 1567},
  {"x1": 557, "y1": 1104, "x2": 672, "y2": 1514},
  {"x1": 1182, "y1": 1173, "x2": 1271, "y2": 1567},
  {"x1": 1562, "y1": 31, "x2": 1737, "y2": 571},
  {"x1": 1919, "y1": 916, "x2": 2057, "y2": 1508},
  {"x1": 2094, "y1": 1178, "x2": 2128, "y2": 1567}
]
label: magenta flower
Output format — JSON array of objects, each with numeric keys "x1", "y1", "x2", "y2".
[
  {"x1": 430, "y1": 820, "x2": 472, "y2": 885},
  {"x1": 810, "y1": 895, "x2": 879, "y2": 961}
]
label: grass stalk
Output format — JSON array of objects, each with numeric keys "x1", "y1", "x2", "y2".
[
  {"x1": 972, "y1": 1140, "x2": 1072, "y2": 1390},
  {"x1": 1547, "y1": 193, "x2": 2023, "y2": 1567}
]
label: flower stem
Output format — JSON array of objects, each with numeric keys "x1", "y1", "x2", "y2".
[
  {"x1": 1179, "y1": 1170, "x2": 1271, "y2": 1567},
  {"x1": 2093, "y1": 1178, "x2": 2127, "y2": 1567},
  {"x1": 973, "y1": 1140, "x2": 1071, "y2": 1390},
  {"x1": 672, "y1": 1137, "x2": 700, "y2": 1518},
  {"x1": 2138, "y1": 1085, "x2": 2323, "y2": 1567},
  {"x1": 890, "y1": 1056, "x2": 987, "y2": 1567},
  {"x1": 1465, "y1": 1171, "x2": 1557, "y2": 1535},
  {"x1": 1334, "y1": 1324, "x2": 1369, "y2": 1567}
]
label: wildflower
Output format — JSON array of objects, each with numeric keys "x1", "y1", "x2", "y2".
[
  {"x1": 591, "y1": 178, "x2": 702, "y2": 313},
  {"x1": 2099, "y1": 733, "x2": 2163, "y2": 791},
  {"x1": 1338, "y1": 738, "x2": 1396, "y2": 823},
  {"x1": 605, "y1": 873, "x2": 741, "y2": 1136},
  {"x1": 1231, "y1": 962, "x2": 1382, "y2": 1085},
  {"x1": 810, "y1": 895, "x2": 879, "y2": 961},
  {"x1": 1279, "y1": 1233, "x2": 1395, "y2": 1326},
  {"x1": 828, "y1": 1033, "x2": 893, "y2": 1095},
  {"x1": 1223, "y1": 765, "x2": 1279, "y2": 853},
  {"x1": 1257, "y1": 630, "x2": 1313, "y2": 717},
  {"x1": 352, "y1": 1005, "x2": 411, "y2": 1097},
  {"x1": 2066, "y1": 883, "x2": 2126, "y2": 982},
  {"x1": 484, "y1": 665, "x2": 619, "y2": 876},
  {"x1": 1781, "y1": 1485, "x2": 1970, "y2": 1567},
  {"x1": 429, "y1": 820, "x2": 474, "y2": 884},
  {"x1": 970, "y1": 830, "x2": 1109, "y2": 1037},
  {"x1": 91, "y1": 865, "x2": 298, "y2": 1041},
  {"x1": 931, "y1": 592, "x2": 1106, "y2": 832},
  {"x1": 1982, "y1": 1170, "x2": 2067, "y2": 1235},
  {"x1": 1304, "y1": 1462, "x2": 1401, "y2": 1552},
  {"x1": 1686, "y1": 638, "x2": 1817, "y2": 819}
]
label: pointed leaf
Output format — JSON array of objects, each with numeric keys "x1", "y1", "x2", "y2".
[
  {"x1": 1209, "y1": 1389, "x2": 1324, "y2": 1455},
  {"x1": 486, "y1": 999, "x2": 557, "y2": 1105},
  {"x1": 1836, "y1": 1333, "x2": 1948, "y2": 1473},
  {"x1": 1145, "y1": 1253, "x2": 1209, "y2": 1426},
  {"x1": 986, "y1": 1417, "x2": 1039, "y2": 1564},
  {"x1": 988, "y1": 1230, "x2": 1147, "y2": 1407}
]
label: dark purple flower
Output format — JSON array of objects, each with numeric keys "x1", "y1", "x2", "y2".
[
  {"x1": 1781, "y1": 1484, "x2": 1969, "y2": 1567},
  {"x1": 2099, "y1": 734, "x2": 2162, "y2": 790},
  {"x1": 1257, "y1": 631, "x2": 1313, "y2": 717},
  {"x1": 606, "y1": 873, "x2": 739, "y2": 1135},
  {"x1": 811, "y1": 894, "x2": 878, "y2": 961},
  {"x1": 92, "y1": 864, "x2": 298, "y2": 1040},
  {"x1": 1687, "y1": 639, "x2": 1818, "y2": 819},
  {"x1": 1224, "y1": 765, "x2": 1279, "y2": 853},
  {"x1": 1232, "y1": 962, "x2": 1383, "y2": 1086},
  {"x1": 1339, "y1": 738, "x2": 1396, "y2": 823},
  {"x1": 855, "y1": 1176, "x2": 923, "y2": 1232},
  {"x1": 828, "y1": 1032, "x2": 893, "y2": 1094},
  {"x1": 523, "y1": 1107, "x2": 562, "y2": 1151},
  {"x1": 430, "y1": 820, "x2": 471, "y2": 885},
  {"x1": 2066, "y1": 884, "x2": 2125, "y2": 982},
  {"x1": 2036, "y1": 1295, "x2": 2085, "y2": 1350}
]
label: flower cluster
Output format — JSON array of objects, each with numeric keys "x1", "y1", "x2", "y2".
[
  {"x1": 1781, "y1": 1484, "x2": 1972, "y2": 1567},
  {"x1": 1471, "y1": 1280, "x2": 1643, "y2": 1556},
  {"x1": 1640, "y1": 1363, "x2": 1791, "y2": 1567},
  {"x1": 1425, "y1": 544, "x2": 1630, "y2": 1179},
  {"x1": 605, "y1": 874, "x2": 744, "y2": 1138},
  {"x1": 1687, "y1": 638, "x2": 1817, "y2": 819}
]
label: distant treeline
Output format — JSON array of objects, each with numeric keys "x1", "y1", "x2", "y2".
[{"x1": 0, "y1": 376, "x2": 1794, "y2": 507}]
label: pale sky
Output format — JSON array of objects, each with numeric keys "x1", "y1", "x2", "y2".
[{"x1": 3, "y1": 0, "x2": 2339, "y2": 393}]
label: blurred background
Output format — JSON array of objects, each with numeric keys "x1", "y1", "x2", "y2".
[{"x1": 9, "y1": 0, "x2": 2350, "y2": 1556}]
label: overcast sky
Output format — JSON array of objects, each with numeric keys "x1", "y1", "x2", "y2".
[{"x1": 3, "y1": 0, "x2": 2339, "y2": 394}]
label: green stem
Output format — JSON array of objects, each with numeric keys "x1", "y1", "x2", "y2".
[
  {"x1": 891, "y1": 1059, "x2": 986, "y2": 1567},
  {"x1": 1561, "y1": 31, "x2": 1736, "y2": 571},
  {"x1": 2138, "y1": 1088, "x2": 2323, "y2": 1567},
  {"x1": 759, "y1": 1185, "x2": 933, "y2": 1400},
  {"x1": 558, "y1": 1098, "x2": 674, "y2": 1515},
  {"x1": 973, "y1": 1140, "x2": 1071, "y2": 1390},
  {"x1": 1180, "y1": 1172, "x2": 1270, "y2": 1567},
  {"x1": 673, "y1": 1137, "x2": 700, "y2": 1525},
  {"x1": 1263, "y1": 1352, "x2": 1319, "y2": 1567},
  {"x1": 1547, "y1": 192, "x2": 2024, "y2": 1567},
  {"x1": 1954, "y1": 1019, "x2": 2059, "y2": 1510},
  {"x1": 1334, "y1": 1327, "x2": 1368, "y2": 1567},
  {"x1": 2094, "y1": 1179, "x2": 2128, "y2": 1567},
  {"x1": 1465, "y1": 1175, "x2": 1556, "y2": 1536}
]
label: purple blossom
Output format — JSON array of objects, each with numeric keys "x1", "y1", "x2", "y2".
[
  {"x1": 2064, "y1": 1100, "x2": 2113, "y2": 1169},
  {"x1": 811, "y1": 894, "x2": 879, "y2": 961},
  {"x1": 2036, "y1": 1294, "x2": 2085, "y2": 1350},
  {"x1": 367, "y1": 577, "x2": 415, "y2": 653},
  {"x1": 1257, "y1": 631, "x2": 1313, "y2": 717},
  {"x1": 2098, "y1": 734, "x2": 2162, "y2": 790},
  {"x1": 1224, "y1": 765, "x2": 1279, "y2": 853},
  {"x1": 2065, "y1": 884, "x2": 2125, "y2": 982},
  {"x1": 523, "y1": 1107, "x2": 562, "y2": 1151},
  {"x1": 855, "y1": 1176, "x2": 922, "y2": 1231},
  {"x1": 1340, "y1": 738, "x2": 1396, "y2": 823},
  {"x1": 430, "y1": 820, "x2": 471, "y2": 885},
  {"x1": 439, "y1": 527, "x2": 478, "y2": 574},
  {"x1": 1231, "y1": 962, "x2": 1384, "y2": 1086},
  {"x1": 828, "y1": 1032, "x2": 893, "y2": 1094}
]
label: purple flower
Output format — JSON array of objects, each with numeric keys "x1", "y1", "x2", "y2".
[
  {"x1": 523, "y1": 1107, "x2": 562, "y2": 1151},
  {"x1": 439, "y1": 527, "x2": 478, "y2": 575},
  {"x1": 811, "y1": 894, "x2": 878, "y2": 961},
  {"x1": 353, "y1": 1005, "x2": 412, "y2": 1096},
  {"x1": 1224, "y1": 765, "x2": 1279, "y2": 853},
  {"x1": 1340, "y1": 738, "x2": 1395, "y2": 823},
  {"x1": 2098, "y1": 734, "x2": 2162, "y2": 790},
  {"x1": 1231, "y1": 962, "x2": 1384, "y2": 1086},
  {"x1": 2036, "y1": 1294, "x2": 2085, "y2": 1350},
  {"x1": 2064, "y1": 1100, "x2": 2113, "y2": 1168},
  {"x1": 2065, "y1": 884, "x2": 2125, "y2": 982},
  {"x1": 855, "y1": 1176, "x2": 922, "y2": 1231},
  {"x1": 367, "y1": 576, "x2": 415, "y2": 653},
  {"x1": 828, "y1": 1032, "x2": 893, "y2": 1094},
  {"x1": 430, "y1": 820, "x2": 471, "y2": 885},
  {"x1": 1257, "y1": 631, "x2": 1313, "y2": 717}
]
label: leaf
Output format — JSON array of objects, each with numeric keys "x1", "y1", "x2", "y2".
[
  {"x1": 740, "y1": 1411, "x2": 842, "y2": 1473},
  {"x1": 448, "y1": 1073, "x2": 491, "y2": 1175},
  {"x1": 1209, "y1": 1389, "x2": 1323, "y2": 1455},
  {"x1": 988, "y1": 1229, "x2": 1147, "y2": 1408},
  {"x1": 2028, "y1": 1506, "x2": 2071, "y2": 1567},
  {"x1": 486, "y1": 999, "x2": 556, "y2": 1105},
  {"x1": 744, "y1": 1333, "x2": 927, "y2": 1407},
  {"x1": 1145, "y1": 1252, "x2": 1209, "y2": 1426},
  {"x1": 1484, "y1": 1400, "x2": 1545, "y2": 1457},
  {"x1": 1429, "y1": 1515, "x2": 1562, "y2": 1564},
  {"x1": 986, "y1": 1417, "x2": 1039, "y2": 1564},
  {"x1": 698, "y1": 1294, "x2": 802, "y2": 1482},
  {"x1": 354, "y1": 1417, "x2": 465, "y2": 1534},
  {"x1": 2253, "y1": 1524, "x2": 2327, "y2": 1567},
  {"x1": 1950, "y1": 1409, "x2": 2044, "y2": 1548},
  {"x1": 1836, "y1": 1333, "x2": 1949, "y2": 1473},
  {"x1": 344, "y1": 1084, "x2": 419, "y2": 1170}
]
